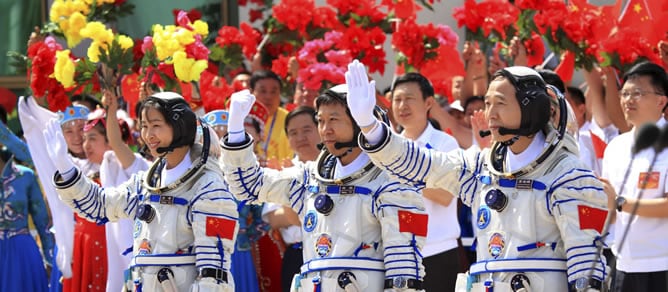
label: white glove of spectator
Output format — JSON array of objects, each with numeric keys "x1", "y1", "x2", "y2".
[
  {"x1": 227, "y1": 89, "x2": 256, "y2": 143},
  {"x1": 345, "y1": 59, "x2": 377, "y2": 129},
  {"x1": 43, "y1": 118, "x2": 76, "y2": 176}
]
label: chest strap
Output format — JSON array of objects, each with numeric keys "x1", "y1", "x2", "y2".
[
  {"x1": 130, "y1": 254, "x2": 196, "y2": 267},
  {"x1": 479, "y1": 176, "x2": 547, "y2": 191},
  {"x1": 300, "y1": 257, "x2": 385, "y2": 275},
  {"x1": 138, "y1": 194, "x2": 189, "y2": 205},
  {"x1": 469, "y1": 258, "x2": 567, "y2": 275},
  {"x1": 307, "y1": 185, "x2": 372, "y2": 195}
]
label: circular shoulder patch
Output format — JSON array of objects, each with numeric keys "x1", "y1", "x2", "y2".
[
  {"x1": 477, "y1": 206, "x2": 492, "y2": 230},
  {"x1": 303, "y1": 210, "x2": 318, "y2": 232},
  {"x1": 133, "y1": 219, "x2": 143, "y2": 238}
]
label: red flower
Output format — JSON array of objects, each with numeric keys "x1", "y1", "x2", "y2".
[
  {"x1": 272, "y1": 0, "x2": 315, "y2": 35},
  {"x1": 524, "y1": 33, "x2": 545, "y2": 67},
  {"x1": 132, "y1": 38, "x2": 145, "y2": 73},
  {"x1": 421, "y1": 45, "x2": 465, "y2": 97},
  {"x1": 249, "y1": 9, "x2": 263, "y2": 23},
  {"x1": 239, "y1": 23, "x2": 262, "y2": 59},
  {"x1": 312, "y1": 7, "x2": 340, "y2": 30},
  {"x1": 173, "y1": 9, "x2": 201, "y2": 27},
  {"x1": 185, "y1": 35, "x2": 210, "y2": 60},
  {"x1": 271, "y1": 55, "x2": 292, "y2": 79},
  {"x1": 381, "y1": 0, "x2": 420, "y2": 20},
  {"x1": 200, "y1": 71, "x2": 234, "y2": 112},
  {"x1": 599, "y1": 27, "x2": 661, "y2": 72}
]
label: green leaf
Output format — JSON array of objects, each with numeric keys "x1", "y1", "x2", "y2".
[{"x1": 599, "y1": 52, "x2": 612, "y2": 67}]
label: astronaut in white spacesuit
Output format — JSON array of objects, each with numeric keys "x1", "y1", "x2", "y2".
[
  {"x1": 345, "y1": 60, "x2": 609, "y2": 292},
  {"x1": 45, "y1": 92, "x2": 238, "y2": 292},
  {"x1": 220, "y1": 85, "x2": 427, "y2": 292}
]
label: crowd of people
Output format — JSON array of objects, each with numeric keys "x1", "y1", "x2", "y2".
[{"x1": 1, "y1": 32, "x2": 668, "y2": 292}]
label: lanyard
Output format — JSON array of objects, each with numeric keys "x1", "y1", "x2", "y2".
[{"x1": 262, "y1": 112, "x2": 278, "y2": 157}]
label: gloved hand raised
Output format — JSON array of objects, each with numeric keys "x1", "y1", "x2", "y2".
[
  {"x1": 43, "y1": 118, "x2": 76, "y2": 176},
  {"x1": 345, "y1": 60, "x2": 377, "y2": 129},
  {"x1": 227, "y1": 89, "x2": 256, "y2": 143}
]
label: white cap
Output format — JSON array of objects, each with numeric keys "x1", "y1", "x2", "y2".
[{"x1": 448, "y1": 100, "x2": 464, "y2": 112}]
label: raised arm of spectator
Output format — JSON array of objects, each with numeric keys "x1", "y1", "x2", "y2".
[
  {"x1": 102, "y1": 90, "x2": 136, "y2": 169},
  {"x1": 602, "y1": 67, "x2": 631, "y2": 133},
  {"x1": 659, "y1": 41, "x2": 668, "y2": 70},
  {"x1": 583, "y1": 68, "x2": 612, "y2": 128},
  {"x1": 461, "y1": 42, "x2": 489, "y2": 100},
  {"x1": 508, "y1": 36, "x2": 528, "y2": 67},
  {"x1": 0, "y1": 120, "x2": 32, "y2": 164}
]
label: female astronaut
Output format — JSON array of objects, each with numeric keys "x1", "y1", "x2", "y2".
[{"x1": 44, "y1": 92, "x2": 239, "y2": 292}]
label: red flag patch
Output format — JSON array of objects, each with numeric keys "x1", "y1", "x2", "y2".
[
  {"x1": 205, "y1": 216, "x2": 237, "y2": 239},
  {"x1": 398, "y1": 210, "x2": 428, "y2": 237},
  {"x1": 577, "y1": 205, "x2": 607, "y2": 234}
]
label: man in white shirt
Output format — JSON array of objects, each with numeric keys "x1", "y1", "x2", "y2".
[
  {"x1": 390, "y1": 72, "x2": 461, "y2": 291},
  {"x1": 601, "y1": 61, "x2": 668, "y2": 292}
]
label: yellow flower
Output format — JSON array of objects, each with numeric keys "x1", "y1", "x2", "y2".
[
  {"x1": 174, "y1": 28, "x2": 195, "y2": 46},
  {"x1": 80, "y1": 21, "x2": 113, "y2": 45},
  {"x1": 64, "y1": 12, "x2": 87, "y2": 47},
  {"x1": 118, "y1": 35, "x2": 134, "y2": 50},
  {"x1": 49, "y1": 1, "x2": 66, "y2": 22},
  {"x1": 173, "y1": 51, "x2": 208, "y2": 82},
  {"x1": 87, "y1": 42, "x2": 104, "y2": 63},
  {"x1": 54, "y1": 50, "x2": 76, "y2": 88},
  {"x1": 192, "y1": 20, "x2": 209, "y2": 37},
  {"x1": 190, "y1": 59, "x2": 208, "y2": 81}
]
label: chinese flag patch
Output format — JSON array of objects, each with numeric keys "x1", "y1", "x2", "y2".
[
  {"x1": 638, "y1": 172, "x2": 660, "y2": 189},
  {"x1": 205, "y1": 216, "x2": 237, "y2": 240},
  {"x1": 577, "y1": 205, "x2": 607, "y2": 234},
  {"x1": 398, "y1": 210, "x2": 428, "y2": 237}
]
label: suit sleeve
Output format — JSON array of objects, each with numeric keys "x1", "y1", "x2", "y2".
[
  {"x1": 189, "y1": 172, "x2": 239, "y2": 290},
  {"x1": 376, "y1": 181, "x2": 427, "y2": 282},
  {"x1": 361, "y1": 123, "x2": 486, "y2": 206},
  {"x1": 220, "y1": 136, "x2": 310, "y2": 216},
  {"x1": 548, "y1": 165, "x2": 608, "y2": 283},
  {"x1": 53, "y1": 168, "x2": 142, "y2": 224}
]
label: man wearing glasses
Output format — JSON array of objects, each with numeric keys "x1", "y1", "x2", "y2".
[{"x1": 600, "y1": 61, "x2": 668, "y2": 292}]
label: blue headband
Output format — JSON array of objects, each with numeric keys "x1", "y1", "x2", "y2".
[
  {"x1": 59, "y1": 105, "x2": 90, "y2": 125},
  {"x1": 204, "y1": 110, "x2": 229, "y2": 127}
]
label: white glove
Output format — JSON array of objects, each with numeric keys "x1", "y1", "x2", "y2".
[
  {"x1": 345, "y1": 59, "x2": 377, "y2": 128},
  {"x1": 227, "y1": 89, "x2": 256, "y2": 143},
  {"x1": 43, "y1": 118, "x2": 76, "y2": 176}
]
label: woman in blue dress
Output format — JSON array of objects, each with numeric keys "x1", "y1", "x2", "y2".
[{"x1": 0, "y1": 118, "x2": 55, "y2": 291}]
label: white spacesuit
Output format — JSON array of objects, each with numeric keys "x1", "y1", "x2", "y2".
[
  {"x1": 221, "y1": 88, "x2": 427, "y2": 292},
  {"x1": 48, "y1": 93, "x2": 238, "y2": 292},
  {"x1": 347, "y1": 63, "x2": 609, "y2": 292}
]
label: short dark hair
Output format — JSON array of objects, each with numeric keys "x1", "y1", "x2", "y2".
[
  {"x1": 391, "y1": 72, "x2": 434, "y2": 100},
  {"x1": 537, "y1": 69, "x2": 565, "y2": 94},
  {"x1": 463, "y1": 95, "x2": 484, "y2": 112},
  {"x1": 624, "y1": 61, "x2": 668, "y2": 95},
  {"x1": 285, "y1": 106, "x2": 317, "y2": 134},
  {"x1": 315, "y1": 88, "x2": 356, "y2": 129},
  {"x1": 624, "y1": 61, "x2": 668, "y2": 111},
  {"x1": 250, "y1": 70, "x2": 282, "y2": 91},
  {"x1": 70, "y1": 94, "x2": 102, "y2": 110},
  {"x1": 566, "y1": 86, "x2": 585, "y2": 106}
]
